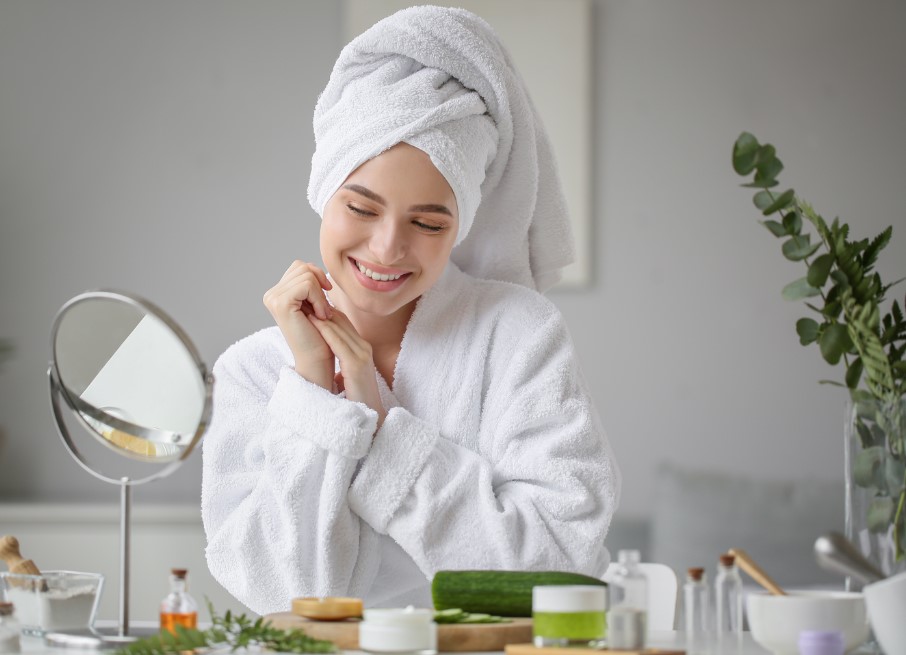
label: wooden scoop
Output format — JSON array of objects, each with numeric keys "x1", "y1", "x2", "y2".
[
  {"x1": 0, "y1": 536, "x2": 42, "y2": 576},
  {"x1": 728, "y1": 547, "x2": 786, "y2": 596}
]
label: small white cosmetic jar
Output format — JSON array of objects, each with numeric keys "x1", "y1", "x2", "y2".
[{"x1": 359, "y1": 606, "x2": 438, "y2": 655}]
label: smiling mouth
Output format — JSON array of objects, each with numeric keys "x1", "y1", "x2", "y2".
[{"x1": 351, "y1": 258, "x2": 410, "y2": 282}]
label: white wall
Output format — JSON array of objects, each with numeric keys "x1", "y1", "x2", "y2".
[{"x1": 1, "y1": 0, "x2": 904, "y2": 533}]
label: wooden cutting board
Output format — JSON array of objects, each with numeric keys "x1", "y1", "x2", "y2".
[{"x1": 264, "y1": 612, "x2": 534, "y2": 652}]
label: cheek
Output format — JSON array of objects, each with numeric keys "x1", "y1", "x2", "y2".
[{"x1": 320, "y1": 211, "x2": 355, "y2": 256}]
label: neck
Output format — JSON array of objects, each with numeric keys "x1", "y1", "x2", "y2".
[{"x1": 330, "y1": 290, "x2": 417, "y2": 353}]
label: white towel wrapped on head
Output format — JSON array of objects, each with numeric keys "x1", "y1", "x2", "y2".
[{"x1": 308, "y1": 5, "x2": 575, "y2": 292}]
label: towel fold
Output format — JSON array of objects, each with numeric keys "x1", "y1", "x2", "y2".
[{"x1": 308, "y1": 5, "x2": 575, "y2": 291}]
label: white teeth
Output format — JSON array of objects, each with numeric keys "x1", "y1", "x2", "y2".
[{"x1": 356, "y1": 260, "x2": 403, "y2": 281}]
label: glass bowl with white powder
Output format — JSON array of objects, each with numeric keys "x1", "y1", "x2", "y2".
[{"x1": 0, "y1": 571, "x2": 103, "y2": 636}]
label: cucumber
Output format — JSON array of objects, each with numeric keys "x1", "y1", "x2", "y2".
[{"x1": 431, "y1": 570, "x2": 607, "y2": 617}]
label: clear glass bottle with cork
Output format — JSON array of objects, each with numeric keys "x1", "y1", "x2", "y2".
[
  {"x1": 606, "y1": 549, "x2": 648, "y2": 650},
  {"x1": 159, "y1": 568, "x2": 198, "y2": 634},
  {"x1": 714, "y1": 552, "x2": 743, "y2": 645},
  {"x1": 0, "y1": 602, "x2": 21, "y2": 653},
  {"x1": 683, "y1": 567, "x2": 710, "y2": 654}
]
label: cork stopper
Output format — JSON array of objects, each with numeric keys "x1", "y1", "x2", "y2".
[
  {"x1": 719, "y1": 553, "x2": 736, "y2": 567},
  {"x1": 0, "y1": 602, "x2": 13, "y2": 616},
  {"x1": 171, "y1": 568, "x2": 188, "y2": 579},
  {"x1": 687, "y1": 567, "x2": 704, "y2": 581}
]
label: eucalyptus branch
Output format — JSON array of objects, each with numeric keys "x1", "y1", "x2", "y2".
[
  {"x1": 733, "y1": 131, "x2": 906, "y2": 561},
  {"x1": 117, "y1": 602, "x2": 336, "y2": 655}
]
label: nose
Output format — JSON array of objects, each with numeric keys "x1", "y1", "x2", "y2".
[{"x1": 369, "y1": 217, "x2": 407, "y2": 265}]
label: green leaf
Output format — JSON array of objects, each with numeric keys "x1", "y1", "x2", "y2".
[
  {"x1": 856, "y1": 419, "x2": 874, "y2": 449},
  {"x1": 762, "y1": 220, "x2": 787, "y2": 237},
  {"x1": 753, "y1": 190, "x2": 774, "y2": 211},
  {"x1": 796, "y1": 318, "x2": 820, "y2": 345},
  {"x1": 733, "y1": 132, "x2": 760, "y2": 175},
  {"x1": 830, "y1": 270, "x2": 849, "y2": 286},
  {"x1": 782, "y1": 277, "x2": 822, "y2": 300},
  {"x1": 762, "y1": 189, "x2": 795, "y2": 216},
  {"x1": 782, "y1": 207, "x2": 803, "y2": 234},
  {"x1": 782, "y1": 235, "x2": 822, "y2": 261},
  {"x1": 807, "y1": 254, "x2": 834, "y2": 288},
  {"x1": 853, "y1": 446, "x2": 885, "y2": 488},
  {"x1": 863, "y1": 226, "x2": 893, "y2": 269},
  {"x1": 867, "y1": 496, "x2": 895, "y2": 533},
  {"x1": 820, "y1": 323, "x2": 853, "y2": 365},
  {"x1": 846, "y1": 357, "x2": 864, "y2": 389},
  {"x1": 886, "y1": 457, "x2": 906, "y2": 495},
  {"x1": 824, "y1": 300, "x2": 842, "y2": 320},
  {"x1": 870, "y1": 423, "x2": 888, "y2": 448},
  {"x1": 754, "y1": 144, "x2": 783, "y2": 183}
]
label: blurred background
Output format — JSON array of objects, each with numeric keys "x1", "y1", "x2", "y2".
[{"x1": 1, "y1": 0, "x2": 904, "y2": 619}]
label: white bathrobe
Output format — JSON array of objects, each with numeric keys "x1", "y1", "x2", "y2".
[{"x1": 201, "y1": 263, "x2": 620, "y2": 615}]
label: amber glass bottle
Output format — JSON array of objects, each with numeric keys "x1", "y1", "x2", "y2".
[{"x1": 159, "y1": 568, "x2": 198, "y2": 634}]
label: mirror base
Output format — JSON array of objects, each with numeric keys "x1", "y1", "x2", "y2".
[{"x1": 44, "y1": 625, "x2": 161, "y2": 650}]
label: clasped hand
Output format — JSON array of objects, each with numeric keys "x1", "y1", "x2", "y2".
[{"x1": 263, "y1": 260, "x2": 387, "y2": 428}]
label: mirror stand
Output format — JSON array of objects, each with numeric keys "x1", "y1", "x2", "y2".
[{"x1": 44, "y1": 290, "x2": 212, "y2": 649}]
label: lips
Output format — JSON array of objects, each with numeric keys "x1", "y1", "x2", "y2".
[{"x1": 349, "y1": 257, "x2": 411, "y2": 291}]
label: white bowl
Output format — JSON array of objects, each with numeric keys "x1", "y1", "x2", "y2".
[
  {"x1": 746, "y1": 590, "x2": 869, "y2": 655},
  {"x1": 864, "y1": 571, "x2": 906, "y2": 655}
]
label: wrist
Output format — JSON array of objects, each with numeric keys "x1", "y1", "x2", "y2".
[{"x1": 293, "y1": 356, "x2": 334, "y2": 390}]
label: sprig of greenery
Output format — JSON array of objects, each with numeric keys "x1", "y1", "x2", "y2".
[
  {"x1": 117, "y1": 602, "x2": 336, "y2": 655},
  {"x1": 731, "y1": 132, "x2": 905, "y2": 398},
  {"x1": 732, "y1": 132, "x2": 906, "y2": 559}
]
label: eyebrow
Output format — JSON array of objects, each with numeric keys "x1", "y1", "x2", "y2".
[{"x1": 342, "y1": 184, "x2": 453, "y2": 217}]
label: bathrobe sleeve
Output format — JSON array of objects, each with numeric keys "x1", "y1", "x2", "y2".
[
  {"x1": 347, "y1": 309, "x2": 620, "y2": 578},
  {"x1": 201, "y1": 334, "x2": 382, "y2": 615}
]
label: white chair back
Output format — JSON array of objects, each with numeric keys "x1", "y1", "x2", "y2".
[{"x1": 603, "y1": 561, "x2": 678, "y2": 631}]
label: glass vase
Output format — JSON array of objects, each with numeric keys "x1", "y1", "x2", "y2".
[{"x1": 845, "y1": 395, "x2": 906, "y2": 580}]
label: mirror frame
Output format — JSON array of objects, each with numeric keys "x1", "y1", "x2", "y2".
[{"x1": 48, "y1": 289, "x2": 214, "y2": 486}]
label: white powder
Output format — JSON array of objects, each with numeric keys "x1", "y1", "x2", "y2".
[
  {"x1": 0, "y1": 633, "x2": 20, "y2": 653},
  {"x1": 5, "y1": 584, "x2": 97, "y2": 633}
]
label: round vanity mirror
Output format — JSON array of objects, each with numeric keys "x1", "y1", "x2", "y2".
[
  {"x1": 46, "y1": 290, "x2": 213, "y2": 647},
  {"x1": 49, "y1": 291, "x2": 211, "y2": 477}
]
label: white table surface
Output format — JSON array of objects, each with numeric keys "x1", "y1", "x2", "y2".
[
  {"x1": 19, "y1": 629, "x2": 775, "y2": 654},
  {"x1": 18, "y1": 625, "x2": 883, "y2": 655}
]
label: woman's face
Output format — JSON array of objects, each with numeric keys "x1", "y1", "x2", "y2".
[{"x1": 320, "y1": 142, "x2": 459, "y2": 318}]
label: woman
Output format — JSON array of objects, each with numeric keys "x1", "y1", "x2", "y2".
[{"x1": 202, "y1": 5, "x2": 620, "y2": 614}]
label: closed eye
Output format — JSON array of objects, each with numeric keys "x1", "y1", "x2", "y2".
[
  {"x1": 413, "y1": 220, "x2": 445, "y2": 233},
  {"x1": 347, "y1": 203, "x2": 376, "y2": 217}
]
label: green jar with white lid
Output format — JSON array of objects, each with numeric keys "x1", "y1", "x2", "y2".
[{"x1": 532, "y1": 585, "x2": 607, "y2": 648}]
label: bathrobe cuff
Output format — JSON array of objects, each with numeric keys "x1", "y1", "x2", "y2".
[
  {"x1": 267, "y1": 367, "x2": 377, "y2": 459},
  {"x1": 348, "y1": 406, "x2": 438, "y2": 533}
]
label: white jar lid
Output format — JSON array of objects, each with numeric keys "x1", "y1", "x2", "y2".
[
  {"x1": 363, "y1": 606, "x2": 434, "y2": 625},
  {"x1": 532, "y1": 585, "x2": 607, "y2": 612}
]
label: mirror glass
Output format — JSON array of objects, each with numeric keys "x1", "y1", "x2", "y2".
[{"x1": 52, "y1": 295, "x2": 207, "y2": 463}]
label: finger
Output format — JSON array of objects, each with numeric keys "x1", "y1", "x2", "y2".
[
  {"x1": 286, "y1": 268, "x2": 332, "y2": 319},
  {"x1": 308, "y1": 315, "x2": 357, "y2": 357},
  {"x1": 272, "y1": 272, "x2": 332, "y2": 320},
  {"x1": 309, "y1": 265, "x2": 332, "y2": 291},
  {"x1": 278, "y1": 261, "x2": 332, "y2": 292},
  {"x1": 310, "y1": 316, "x2": 374, "y2": 367}
]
